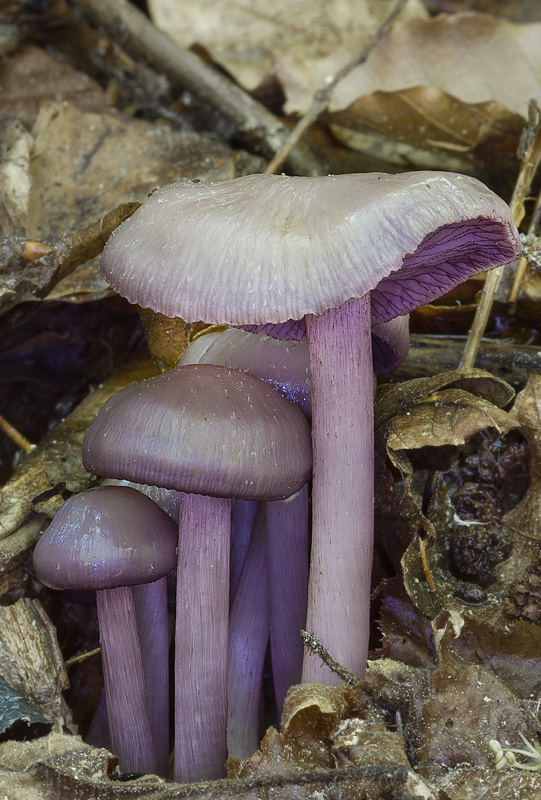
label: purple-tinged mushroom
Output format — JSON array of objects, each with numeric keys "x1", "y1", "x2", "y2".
[
  {"x1": 178, "y1": 318, "x2": 410, "y2": 708},
  {"x1": 99, "y1": 172, "x2": 520, "y2": 685},
  {"x1": 82, "y1": 364, "x2": 312, "y2": 782},
  {"x1": 33, "y1": 485, "x2": 177, "y2": 776},
  {"x1": 102, "y1": 478, "x2": 181, "y2": 778},
  {"x1": 227, "y1": 503, "x2": 269, "y2": 759}
]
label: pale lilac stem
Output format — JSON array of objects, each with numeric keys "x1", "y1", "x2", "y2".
[
  {"x1": 97, "y1": 586, "x2": 157, "y2": 774},
  {"x1": 174, "y1": 493, "x2": 230, "y2": 782},
  {"x1": 227, "y1": 505, "x2": 269, "y2": 759},
  {"x1": 230, "y1": 499, "x2": 259, "y2": 601},
  {"x1": 133, "y1": 577, "x2": 171, "y2": 777},
  {"x1": 302, "y1": 294, "x2": 374, "y2": 684},
  {"x1": 266, "y1": 484, "x2": 309, "y2": 711},
  {"x1": 85, "y1": 687, "x2": 110, "y2": 751}
]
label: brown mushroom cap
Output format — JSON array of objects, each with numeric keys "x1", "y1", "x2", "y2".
[
  {"x1": 33, "y1": 486, "x2": 178, "y2": 591},
  {"x1": 83, "y1": 364, "x2": 312, "y2": 502},
  {"x1": 100, "y1": 172, "x2": 519, "y2": 326}
]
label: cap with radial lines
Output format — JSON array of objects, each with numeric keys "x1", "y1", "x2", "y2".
[{"x1": 100, "y1": 171, "x2": 520, "y2": 327}]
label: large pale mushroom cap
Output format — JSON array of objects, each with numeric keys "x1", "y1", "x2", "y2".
[
  {"x1": 100, "y1": 172, "x2": 520, "y2": 325},
  {"x1": 83, "y1": 364, "x2": 312, "y2": 502}
]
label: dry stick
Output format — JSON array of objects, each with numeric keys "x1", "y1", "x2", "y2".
[
  {"x1": 300, "y1": 630, "x2": 360, "y2": 686},
  {"x1": 74, "y1": 0, "x2": 323, "y2": 176},
  {"x1": 0, "y1": 415, "x2": 34, "y2": 453},
  {"x1": 508, "y1": 188, "x2": 541, "y2": 306},
  {"x1": 264, "y1": 0, "x2": 409, "y2": 175},
  {"x1": 65, "y1": 647, "x2": 101, "y2": 667},
  {"x1": 460, "y1": 100, "x2": 541, "y2": 369}
]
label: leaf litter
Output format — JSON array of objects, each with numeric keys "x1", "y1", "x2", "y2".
[{"x1": 1, "y1": 2, "x2": 541, "y2": 799}]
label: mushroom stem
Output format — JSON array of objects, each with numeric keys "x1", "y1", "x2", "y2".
[
  {"x1": 230, "y1": 499, "x2": 259, "y2": 601},
  {"x1": 174, "y1": 493, "x2": 230, "y2": 782},
  {"x1": 303, "y1": 293, "x2": 374, "y2": 684},
  {"x1": 266, "y1": 484, "x2": 309, "y2": 711},
  {"x1": 227, "y1": 504, "x2": 269, "y2": 759},
  {"x1": 133, "y1": 577, "x2": 171, "y2": 777},
  {"x1": 96, "y1": 586, "x2": 157, "y2": 774}
]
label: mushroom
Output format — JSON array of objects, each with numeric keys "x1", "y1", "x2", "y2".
[
  {"x1": 102, "y1": 478, "x2": 181, "y2": 777},
  {"x1": 178, "y1": 317, "x2": 411, "y2": 420},
  {"x1": 227, "y1": 502, "x2": 269, "y2": 758},
  {"x1": 99, "y1": 172, "x2": 520, "y2": 684},
  {"x1": 33, "y1": 485, "x2": 177, "y2": 775},
  {"x1": 82, "y1": 363, "x2": 312, "y2": 781},
  {"x1": 178, "y1": 317, "x2": 410, "y2": 708}
]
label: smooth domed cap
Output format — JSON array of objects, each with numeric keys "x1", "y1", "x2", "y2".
[
  {"x1": 100, "y1": 172, "x2": 520, "y2": 326},
  {"x1": 33, "y1": 486, "x2": 178, "y2": 591},
  {"x1": 102, "y1": 479, "x2": 182, "y2": 524},
  {"x1": 178, "y1": 328, "x2": 312, "y2": 417},
  {"x1": 83, "y1": 364, "x2": 312, "y2": 501}
]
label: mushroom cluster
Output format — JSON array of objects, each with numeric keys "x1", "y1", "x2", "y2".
[{"x1": 33, "y1": 170, "x2": 520, "y2": 783}]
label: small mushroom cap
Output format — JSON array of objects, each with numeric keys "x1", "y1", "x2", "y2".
[
  {"x1": 33, "y1": 486, "x2": 178, "y2": 591},
  {"x1": 101, "y1": 478, "x2": 182, "y2": 524},
  {"x1": 100, "y1": 172, "x2": 519, "y2": 326},
  {"x1": 83, "y1": 364, "x2": 312, "y2": 501}
]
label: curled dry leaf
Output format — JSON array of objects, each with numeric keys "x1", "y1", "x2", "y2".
[
  {"x1": 327, "y1": 89, "x2": 525, "y2": 174},
  {"x1": 229, "y1": 681, "x2": 422, "y2": 799},
  {"x1": 0, "y1": 59, "x2": 261, "y2": 304},
  {"x1": 503, "y1": 375, "x2": 541, "y2": 539},
  {"x1": 386, "y1": 387, "x2": 512, "y2": 455},
  {"x1": 374, "y1": 369, "x2": 514, "y2": 546},
  {"x1": 0, "y1": 204, "x2": 139, "y2": 310}
]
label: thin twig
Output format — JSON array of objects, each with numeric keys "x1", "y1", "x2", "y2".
[
  {"x1": 460, "y1": 99, "x2": 541, "y2": 369},
  {"x1": 508, "y1": 187, "x2": 541, "y2": 306},
  {"x1": 73, "y1": 0, "x2": 324, "y2": 176},
  {"x1": 0, "y1": 414, "x2": 34, "y2": 453},
  {"x1": 417, "y1": 534, "x2": 436, "y2": 592},
  {"x1": 65, "y1": 647, "x2": 101, "y2": 667},
  {"x1": 265, "y1": 0, "x2": 409, "y2": 175},
  {"x1": 180, "y1": 764, "x2": 409, "y2": 798},
  {"x1": 300, "y1": 630, "x2": 360, "y2": 685}
]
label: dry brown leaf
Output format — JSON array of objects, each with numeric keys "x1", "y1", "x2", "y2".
[
  {"x1": 26, "y1": 102, "x2": 239, "y2": 242},
  {"x1": 229, "y1": 681, "x2": 424, "y2": 799},
  {"x1": 360, "y1": 658, "x2": 541, "y2": 776},
  {"x1": 327, "y1": 89, "x2": 525, "y2": 174},
  {"x1": 454, "y1": 615, "x2": 541, "y2": 699},
  {"x1": 0, "y1": 75, "x2": 262, "y2": 304},
  {"x1": 386, "y1": 388, "x2": 512, "y2": 454},
  {"x1": 148, "y1": 0, "x2": 427, "y2": 92},
  {"x1": 0, "y1": 44, "x2": 107, "y2": 131},
  {"x1": 277, "y1": 12, "x2": 541, "y2": 116},
  {"x1": 503, "y1": 375, "x2": 541, "y2": 539}
]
